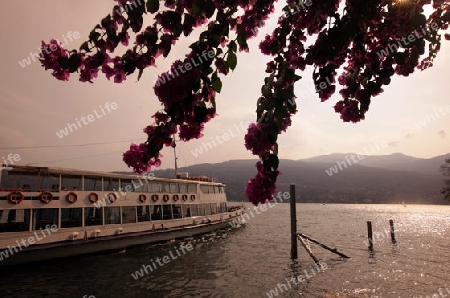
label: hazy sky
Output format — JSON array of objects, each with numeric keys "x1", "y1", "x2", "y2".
[{"x1": 1, "y1": 1, "x2": 449, "y2": 172}]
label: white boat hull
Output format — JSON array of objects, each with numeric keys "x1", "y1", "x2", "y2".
[{"x1": 0, "y1": 212, "x2": 244, "y2": 267}]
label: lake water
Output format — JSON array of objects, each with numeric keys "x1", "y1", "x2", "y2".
[{"x1": 0, "y1": 203, "x2": 449, "y2": 298}]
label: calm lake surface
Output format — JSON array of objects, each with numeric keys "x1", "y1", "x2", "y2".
[{"x1": 0, "y1": 203, "x2": 449, "y2": 298}]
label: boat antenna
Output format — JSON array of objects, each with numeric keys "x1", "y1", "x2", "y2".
[{"x1": 172, "y1": 135, "x2": 178, "y2": 178}]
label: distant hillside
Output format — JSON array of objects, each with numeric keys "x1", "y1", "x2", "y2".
[
  {"x1": 304, "y1": 152, "x2": 450, "y2": 175},
  {"x1": 154, "y1": 153, "x2": 450, "y2": 205}
]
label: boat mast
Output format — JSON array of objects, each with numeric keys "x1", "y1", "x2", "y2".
[{"x1": 172, "y1": 135, "x2": 178, "y2": 178}]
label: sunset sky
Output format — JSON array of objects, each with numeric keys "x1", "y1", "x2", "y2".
[{"x1": 1, "y1": 1, "x2": 450, "y2": 172}]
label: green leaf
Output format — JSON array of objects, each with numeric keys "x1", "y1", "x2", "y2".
[
  {"x1": 146, "y1": 0, "x2": 159, "y2": 13},
  {"x1": 192, "y1": 4, "x2": 201, "y2": 16},
  {"x1": 79, "y1": 41, "x2": 90, "y2": 52},
  {"x1": 236, "y1": 34, "x2": 246, "y2": 47},
  {"x1": 57, "y1": 56, "x2": 69, "y2": 70},
  {"x1": 275, "y1": 87, "x2": 294, "y2": 101},
  {"x1": 268, "y1": 153, "x2": 279, "y2": 170},
  {"x1": 89, "y1": 30, "x2": 101, "y2": 42},
  {"x1": 137, "y1": 68, "x2": 143, "y2": 81},
  {"x1": 212, "y1": 77, "x2": 222, "y2": 93},
  {"x1": 204, "y1": 0, "x2": 215, "y2": 18},
  {"x1": 183, "y1": 13, "x2": 195, "y2": 36},
  {"x1": 166, "y1": 11, "x2": 182, "y2": 36},
  {"x1": 101, "y1": 15, "x2": 111, "y2": 28},
  {"x1": 227, "y1": 52, "x2": 237, "y2": 70},
  {"x1": 228, "y1": 40, "x2": 237, "y2": 53},
  {"x1": 67, "y1": 54, "x2": 82, "y2": 72}
]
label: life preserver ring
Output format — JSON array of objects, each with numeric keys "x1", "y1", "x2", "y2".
[
  {"x1": 182, "y1": 194, "x2": 188, "y2": 201},
  {"x1": 107, "y1": 193, "x2": 117, "y2": 203},
  {"x1": 190, "y1": 194, "x2": 195, "y2": 201},
  {"x1": 66, "y1": 192, "x2": 77, "y2": 204},
  {"x1": 173, "y1": 194, "x2": 179, "y2": 202},
  {"x1": 89, "y1": 192, "x2": 99, "y2": 203},
  {"x1": 8, "y1": 190, "x2": 24, "y2": 204},
  {"x1": 151, "y1": 194, "x2": 159, "y2": 202},
  {"x1": 163, "y1": 194, "x2": 169, "y2": 202},
  {"x1": 139, "y1": 194, "x2": 147, "y2": 203},
  {"x1": 40, "y1": 191, "x2": 53, "y2": 204}
]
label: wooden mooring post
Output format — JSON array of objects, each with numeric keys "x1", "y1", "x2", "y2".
[
  {"x1": 290, "y1": 184, "x2": 298, "y2": 259},
  {"x1": 389, "y1": 219, "x2": 396, "y2": 244},
  {"x1": 367, "y1": 221, "x2": 373, "y2": 250}
]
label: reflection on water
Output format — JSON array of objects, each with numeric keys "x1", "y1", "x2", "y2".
[{"x1": 0, "y1": 204, "x2": 449, "y2": 297}]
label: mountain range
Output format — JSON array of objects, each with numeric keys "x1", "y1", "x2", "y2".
[{"x1": 153, "y1": 153, "x2": 450, "y2": 205}]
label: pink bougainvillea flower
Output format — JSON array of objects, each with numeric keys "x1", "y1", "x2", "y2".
[
  {"x1": 244, "y1": 123, "x2": 275, "y2": 156},
  {"x1": 245, "y1": 161, "x2": 280, "y2": 205},
  {"x1": 122, "y1": 143, "x2": 151, "y2": 174},
  {"x1": 39, "y1": 39, "x2": 70, "y2": 81}
]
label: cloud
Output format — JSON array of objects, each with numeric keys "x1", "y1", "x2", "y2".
[
  {"x1": 438, "y1": 130, "x2": 446, "y2": 139},
  {"x1": 388, "y1": 141, "x2": 399, "y2": 147},
  {"x1": 404, "y1": 132, "x2": 415, "y2": 138}
]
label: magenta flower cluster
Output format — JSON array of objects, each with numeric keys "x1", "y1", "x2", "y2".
[{"x1": 39, "y1": 0, "x2": 450, "y2": 205}]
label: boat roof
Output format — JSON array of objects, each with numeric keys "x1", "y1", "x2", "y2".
[{"x1": 1, "y1": 164, "x2": 224, "y2": 185}]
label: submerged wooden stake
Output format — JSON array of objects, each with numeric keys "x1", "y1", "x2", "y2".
[
  {"x1": 297, "y1": 234, "x2": 320, "y2": 263},
  {"x1": 389, "y1": 219, "x2": 396, "y2": 244},
  {"x1": 367, "y1": 221, "x2": 373, "y2": 250},
  {"x1": 290, "y1": 184, "x2": 298, "y2": 259},
  {"x1": 297, "y1": 232, "x2": 350, "y2": 259}
]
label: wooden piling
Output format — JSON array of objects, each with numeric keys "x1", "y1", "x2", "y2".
[
  {"x1": 298, "y1": 232, "x2": 350, "y2": 259},
  {"x1": 389, "y1": 219, "x2": 396, "y2": 243},
  {"x1": 367, "y1": 221, "x2": 373, "y2": 250},
  {"x1": 290, "y1": 184, "x2": 298, "y2": 259},
  {"x1": 297, "y1": 234, "x2": 319, "y2": 263}
]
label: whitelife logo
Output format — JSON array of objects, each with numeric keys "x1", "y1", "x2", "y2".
[{"x1": 55, "y1": 102, "x2": 118, "y2": 139}]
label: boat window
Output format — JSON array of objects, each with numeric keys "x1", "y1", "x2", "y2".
[
  {"x1": 200, "y1": 185, "x2": 209, "y2": 194},
  {"x1": 104, "y1": 178, "x2": 119, "y2": 191},
  {"x1": 148, "y1": 182, "x2": 161, "y2": 193},
  {"x1": 219, "y1": 202, "x2": 227, "y2": 213},
  {"x1": 204, "y1": 203, "x2": 212, "y2": 216},
  {"x1": 0, "y1": 172, "x2": 31, "y2": 189},
  {"x1": 209, "y1": 185, "x2": 215, "y2": 194},
  {"x1": 105, "y1": 207, "x2": 121, "y2": 224},
  {"x1": 187, "y1": 184, "x2": 197, "y2": 193},
  {"x1": 162, "y1": 205, "x2": 173, "y2": 220},
  {"x1": 190, "y1": 204, "x2": 198, "y2": 217},
  {"x1": 121, "y1": 180, "x2": 134, "y2": 192},
  {"x1": 169, "y1": 183, "x2": 179, "y2": 193},
  {"x1": 181, "y1": 205, "x2": 191, "y2": 217},
  {"x1": 33, "y1": 209, "x2": 58, "y2": 230},
  {"x1": 60, "y1": 175, "x2": 81, "y2": 191},
  {"x1": 133, "y1": 179, "x2": 146, "y2": 193},
  {"x1": 172, "y1": 204, "x2": 182, "y2": 219},
  {"x1": 179, "y1": 183, "x2": 187, "y2": 193},
  {"x1": 214, "y1": 186, "x2": 221, "y2": 194},
  {"x1": 160, "y1": 183, "x2": 170, "y2": 193},
  {"x1": 85, "y1": 207, "x2": 103, "y2": 226},
  {"x1": 210, "y1": 203, "x2": 218, "y2": 214},
  {"x1": 0, "y1": 209, "x2": 30, "y2": 232},
  {"x1": 198, "y1": 204, "x2": 206, "y2": 216},
  {"x1": 151, "y1": 205, "x2": 162, "y2": 220},
  {"x1": 61, "y1": 208, "x2": 82, "y2": 228},
  {"x1": 122, "y1": 206, "x2": 137, "y2": 224},
  {"x1": 84, "y1": 176, "x2": 102, "y2": 191},
  {"x1": 137, "y1": 206, "x2": 150, "y2": 222}
]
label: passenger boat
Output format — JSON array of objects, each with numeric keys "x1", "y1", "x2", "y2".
[{"x1": 0, "y1": 164, "x2": 245, "y2": 267}]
